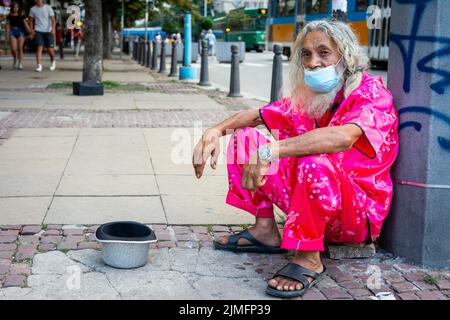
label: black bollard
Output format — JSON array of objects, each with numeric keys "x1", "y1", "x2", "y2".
[
  {"x1": 198, "y1": 40, "x2": 211, "y2": 86},
  {"x1": 168, "y1": 42, "x2": 178, "y2": 77},
  {"x1": 228, "y1": 45, "x2": 242, "y2": 97},
  {"x1": 137, "y1": 40, "x2": 142, "y2": 63},
  {"x1": 270, "y1": 44, "x2": 283, "y2": 103},
  {"x1": 140, "y1": 40, "x2": 146, "y2": 66},
  {"x1": 151, "y1": 41, "x2": 158, "y2": 70},
  {"x1": 158, "y1": 41, "x2": 166, "y2": 73},
  {"x1": 146, "y1": 40, "x2": 151, "y2": 68},
  {"x1": 132, "y1": 41, "x2": 137, "y2": 60}
]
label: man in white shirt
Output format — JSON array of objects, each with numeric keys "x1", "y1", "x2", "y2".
[{"x1": 28, "y1": 0, "x2": 56, "y2": 72}]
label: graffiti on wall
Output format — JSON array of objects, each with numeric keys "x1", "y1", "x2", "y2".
[{"x1": 391, "y1": 0, "x2": 450, "y2": 152}]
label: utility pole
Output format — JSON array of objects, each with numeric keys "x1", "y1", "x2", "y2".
[
  {"x1": 145, "y1": 0, "x2": 149, "y2": 40},
  {"x1": 120, "y1": 0, "x2": 124, "y2": 59},
  {"x1": 204, "y1": 0, "x2": 207, "y2": 17}
]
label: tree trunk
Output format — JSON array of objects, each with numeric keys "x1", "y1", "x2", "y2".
[
  {"x1": 82, "y1": 0, "x2": 103, "y2": 82},
  {"x1": 102, "y1": 0, "x2": 112, "y2": 59}
]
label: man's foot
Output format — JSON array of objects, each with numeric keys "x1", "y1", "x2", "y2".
[
  {"x1": 35, "y1": 64, "x2": 43, "y2": 72},
  {"x1": 13, "y1": 58, "x2": 18, "y2": 69},
  {"x1": 49, "y1": 60, "x2": 56, "y2": 71},
  {"x1": 18, "y1": 63, "x2": 23, "y2": 70},
  {"x1": 267, "y1": 252, "x2": 324, "y2": 292},
  {"x1": 215, "y1": 219, "x2": 282, "y2": 248}
]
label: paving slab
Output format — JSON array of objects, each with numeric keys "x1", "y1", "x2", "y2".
[
  {"x1": 56, "y1": 174, "x2": 159, "y2": 196},
  {"x1": 143, "y1": 128, "x2": 228, "y2": 176},
  {"x1": 0, "y1": 175, "x2": 61, "y2": 196},
  {"x1": 0, "y1": 159, "x2": 67, "y2": 175},
  {"x1": 156, "y1": 175, "x2": 228, "y2": 196},
  {"x1": 79, "y1": 128, "x2": 142, "y2": 136},
  {"x1": 44, "y1": 196, "x2": 166, "y2": 225},
  {"x1": 0, "y1": 197, "x2": 52, "y2": 225},
  {"x1": 11, "y1": 128, "x2": 80, "y2": 137},
  {"x1": 162, "y1": 195, "x2": 253, "y2": 225}
]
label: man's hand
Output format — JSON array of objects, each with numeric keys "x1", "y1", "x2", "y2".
[
  {"x1": 241, "y1": 148, "x2": 271, "y2": 191},
  {"x1": 29, "y1": 30, "x2": 35, "y2": 39},
  {"x1": 50, "y1": 28, "x2": 56, "y2": 36},
  {"x1": 192, "y1": 128, "x2": 222, "y2": 179}
]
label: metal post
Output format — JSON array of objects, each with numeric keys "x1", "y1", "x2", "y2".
[
  {"x1": 159, "y1": 41, "x2": 166, "y2": 73},
  {"x1": 144, "y1": 0, "x2": 149, "y2": 42},
  {"x1": 141, "y1": 40, "x2": 147, "y2": 66},
  {"x1": 169, "y1": 41, "x2": 178, "y2": 77},
  {"x1": 120, "y1": 0, "x2": 124, "y2": 59},
  {"x1": 146, "y1": 40, "x2": 151, "y2": 68},
  {"x1": 151, "y1": 40, "x2": 158, "y2": 70},
  {"x1": 270, "y1": 44, "x2": 283, "y2": 102},
  {"x1": 139, "y1": 40, "x2": 145, "y2": 66},
  {"x1": 179, "y1": 12, "x2": 196, "y2": 79},
  {"x1": 137, "y1": 40, "x2": 142, "y2": 63},
  {"x1": 228, "y1": 45, "x2": 242, "y2": 97},
  {"x1": 198, "y1": 40, "x2": 211, "y2": 86}
]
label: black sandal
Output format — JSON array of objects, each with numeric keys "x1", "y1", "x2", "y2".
[
  {"x1": 213, "y1": 230, "x2": 286, "y2": 254},
  {"x1": 265, "y1": 262, "x2": 327, "y2": 298}
]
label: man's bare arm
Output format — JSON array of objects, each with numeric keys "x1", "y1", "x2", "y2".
[
  {"x1": 50, "y1": 15, "x2": 56, "y2": 34},
  {"x1": 213, "y1": 109, "x2": 263, "y2": 136},
  {"x1": 271, "y1": 124, "x2": 363, "y2": 159}
]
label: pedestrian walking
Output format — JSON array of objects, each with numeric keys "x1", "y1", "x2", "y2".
[
  {"x1": 73, "y1": 27, "x2": 82, "y2": 59},
  {"x1": 5, "y1": 2, "x2": 32, "y2": 70},
  {"x1": 204, "y1": 29, "x2": 216, "y2": 56},
  {"x1": 28, "y1": 0, "x2": 56, "y2": 72}
]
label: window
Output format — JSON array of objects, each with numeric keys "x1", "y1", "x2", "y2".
[
  {"x1": 276, "y1": 0, "x2": 296, "y2": 17},
  {"x1": 305, "y1": 0, "x2": 329, "y2": 14},
  {"x1": 356, "y1": 0, "x2": 370, "y2": 12}
]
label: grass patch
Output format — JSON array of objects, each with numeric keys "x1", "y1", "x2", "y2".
[
  {"x1": 47, "y1": 81, "x2": 148, "y2": 91},
  {"x1": 102, "y1": 80, "x2": 147, "y2": 91},
  {"x1": 423, "y1": 274, "x2": 439, "y2": 285},
  {"x1": 47, "y1": 82, "x2": 72, "y2": 89}
]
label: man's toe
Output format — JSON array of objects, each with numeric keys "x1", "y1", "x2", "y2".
[{"x1": 268, "y1": 278, "x2": 278, "y2": 288}]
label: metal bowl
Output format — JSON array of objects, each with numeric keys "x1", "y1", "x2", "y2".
[{"x1": 95, "y1": 221, "x2": 157, "y2": 269}]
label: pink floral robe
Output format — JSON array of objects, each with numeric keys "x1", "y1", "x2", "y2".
[{"x1": 225, "y1": 71, "x2": 399, "y2": 251}]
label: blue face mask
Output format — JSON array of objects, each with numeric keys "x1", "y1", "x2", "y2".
[{"x1": 303, "y1": 58, "x2": 343, "y2": 93}]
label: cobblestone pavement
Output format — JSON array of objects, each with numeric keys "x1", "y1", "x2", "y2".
[{"x1": 0, "y1": 224, "x2": 449, "y2": 300}]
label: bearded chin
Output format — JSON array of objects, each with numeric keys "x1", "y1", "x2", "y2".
[{"x1": 299, "y1": 80, "x2": 344, "y2": 119}]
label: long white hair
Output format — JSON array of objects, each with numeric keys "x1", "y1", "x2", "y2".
[{"x1": 288, "y1": 20, "x2": 369, "y2": 116}]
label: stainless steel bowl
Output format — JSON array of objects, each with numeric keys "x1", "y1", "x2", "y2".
[{"x1": 95, "y1": 221, "x2": 157, "y2": 269}]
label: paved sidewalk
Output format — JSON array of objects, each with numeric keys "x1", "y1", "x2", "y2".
[
  {"x1": 0, "y1": 53, "x2": 448, "y2": 300},
  {"x1": 0, "y1": 224, "x2": 449, "y2": 300}
]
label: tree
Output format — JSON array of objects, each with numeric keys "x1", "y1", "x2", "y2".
[
  {"x1": 102, "y1": 0, "x2": 113, "y2": 59},
  {"x1": 162, "y1": 20, "x2": 179, "y2": 34},
  {"x1": 83, "y1": 0, "x2": 103, "y2": 82},
  {"x1": 200, "y1": 17, "x2": 213, "y2": 31}
]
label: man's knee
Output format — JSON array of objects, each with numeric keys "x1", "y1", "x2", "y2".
[{"x1": 296, "y1": 154, "x2": 337, "y2": 186}]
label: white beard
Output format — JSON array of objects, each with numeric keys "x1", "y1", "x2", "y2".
[{"x1": 300, "y1": 81, "x2": 344, "y2": 119}]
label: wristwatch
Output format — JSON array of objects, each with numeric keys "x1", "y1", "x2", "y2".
[{"x1": 258, "y1": 145, "x2": 273, "y2": 163}]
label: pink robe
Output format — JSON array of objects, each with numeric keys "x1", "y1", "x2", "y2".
[{"x1": 225, "y1": 71, "x2": 399, "y2": 251}]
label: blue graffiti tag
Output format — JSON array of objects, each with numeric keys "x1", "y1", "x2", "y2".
[
  {"x1": 398, "y1": 106, "x2": 450, "y2": 151},
  {"x1": 390, "y1": 0, "x2": 450, "y2": 94}
]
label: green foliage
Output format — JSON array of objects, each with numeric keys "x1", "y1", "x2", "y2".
[
  {"x1": 227, "y1": 8, "x2": 253, "y2": 31},
  {"x1": 423, "y1": 275, "x2": 439, "y2": 286},
  {"x1": 200, "y1": 17, "x2": 213, "y2": 31},
  {"x1": 162, "y1": 19, "x2": 180, "y2": 34}
]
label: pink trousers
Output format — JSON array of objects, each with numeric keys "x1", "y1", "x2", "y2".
[{"x1": 225, "y1": 127, "x2": 370, "y2": 251}]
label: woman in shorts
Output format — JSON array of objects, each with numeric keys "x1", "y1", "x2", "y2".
[{"x1": 6, "y1": 2, "x2": 31, "y2": 69}]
